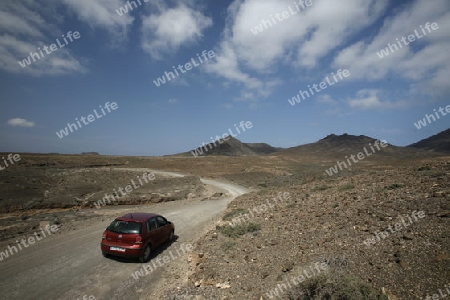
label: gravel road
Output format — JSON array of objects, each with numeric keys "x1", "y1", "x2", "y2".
[{"x1": 0, "y1": 170, "x2": 249, "y2": 300}]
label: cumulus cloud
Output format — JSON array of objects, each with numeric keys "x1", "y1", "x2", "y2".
[
  {"x1": 214, "y1": 0, "x2": 386, "y2": 72},
  {"x1": 205, "y1": 0, "x2": 385, "y2": 102},
  {"x1": 205, "y1": 40, "x2": 263, "y2": 89},
  {"x1": 297, "y1": 0, "x2": 387, "y2": 68},
  {"x1": 334, "y1": 0, "x2": 450, "y2": 100},
  {"x1": 142, "y1": 4, "x2": 212, "y2": 59},
  {"x1": 61, "y1": 0, "x2": 134, "y2": 46},
  {"x1": 316, "y1": 94, "x2": 337, "y2": 105},
  {"x1": 7, "y1": 118, "x2": 35, "y2": 127},
  {"x1": 347, "y1": 89, "x2": 409, "y2": 110}
]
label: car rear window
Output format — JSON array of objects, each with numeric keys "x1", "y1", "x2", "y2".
[{"x1": 107, "y1": 220, "x2": 142, "y2": 234}]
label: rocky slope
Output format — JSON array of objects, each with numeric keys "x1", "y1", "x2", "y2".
[
  {"x1": 408, "y1": 128, "x2": 450, "y2": 153},
  {"x1": 163, "y1": 160, "x2": 450, "y2": 299}
]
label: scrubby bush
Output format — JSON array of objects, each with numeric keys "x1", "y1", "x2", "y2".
[
  {"x1": 386, "y1": 183, "x2": 403, "y2": 190},
  {"x1": 287, "y1": 272, "x2": 388, "y2": 300},
  {"x1": 223, "y1": 208, "x2": 247, "y2": 221},
  {"x1": 312, "y1": 185, "x2": 331, "y2": 192},
  {"x1": 217, "y1": 223, "x2": 261, "y2": 238}
]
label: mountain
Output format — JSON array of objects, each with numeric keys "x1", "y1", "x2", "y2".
[
  {"x1": 177, "y1": 131, "x2": 449, "y2": 158},
  {"x1": 276, "y1": 133, "x2": 432, "y2": 160},
  {"x1": 244, "y1": 143, "x2": 282, "y2": 154},
  {"x1": 408, "y1": 128, "x2": 450, "y2": 153},
  {"x1": 179, "y1": 137, "x2": 280, "y2": 157}
]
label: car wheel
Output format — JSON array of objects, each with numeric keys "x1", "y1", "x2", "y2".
[
  {"x1": 168, "y1": 231, "x2": 174, "y2": 242},
  {"x1": 139, "y1": 245, "x2": 151, "y2": 263},
  {"x1": 102, "y1": 252, "x2": 109, "y2": 258}
]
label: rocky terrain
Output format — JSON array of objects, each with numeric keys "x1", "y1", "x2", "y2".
[
  {"x1": 1, "y1": 132, "x2": 449, "y2": 299},
  {"x1": 163, "y1": 159, "x2": 450, "y2": 299},
  {"x1": 0, "y1": 160, "x2": 218, "y2": 242}
]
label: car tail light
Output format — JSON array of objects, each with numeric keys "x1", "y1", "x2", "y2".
[
  {"x1": 135, "y1": 236, "x2": 142, "y2": 244},
  {"x1": 102, "y1": 232, "x2": 107, "y2": 240}
]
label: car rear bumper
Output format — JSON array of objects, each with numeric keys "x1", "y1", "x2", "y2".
[{"x1": 101, "y1": 243, "x2": 144, "y2": 258}]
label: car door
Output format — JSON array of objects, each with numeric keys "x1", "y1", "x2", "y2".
[
  {"x1": 147, "y1": 217, "x2": 165, "y2": 248},
  {"x1": 156, "y1": 216, "x2": 170, "y2": 238}
]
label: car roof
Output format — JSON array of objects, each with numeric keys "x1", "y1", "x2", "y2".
[{"x1": 116, "y1": 213, "x2": 160, "y2": 222}]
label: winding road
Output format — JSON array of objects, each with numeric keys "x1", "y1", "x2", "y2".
[{"x1": 0, "y1": 169, "x2": 249, "y2": 300}]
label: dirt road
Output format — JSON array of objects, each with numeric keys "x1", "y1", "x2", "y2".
[{"x1": 0, "y1": 170, "x2": 249, "y2": 300}]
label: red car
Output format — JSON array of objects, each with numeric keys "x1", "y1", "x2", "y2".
[{"x1": 101, "y1": 213, "x2": 175, "y2": 262}]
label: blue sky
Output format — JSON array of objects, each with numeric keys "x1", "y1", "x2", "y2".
[{"x1": 0, "y1": 0, "x2": 449, "y2": 156}]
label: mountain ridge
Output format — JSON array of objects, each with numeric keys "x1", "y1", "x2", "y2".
[{"x1": 176, "y1": 130, "x2": 450, "y2": 157}]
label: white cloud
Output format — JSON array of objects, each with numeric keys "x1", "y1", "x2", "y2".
[
  {"x1": 298, "y1": 0, "x2": 388, "y2": 67},
  {"x1": 230, "y1": 0, "x2": 308, "y2": 71},
  {"x1": 324, "y1": 108, "x2": 343, "y2": 116},
  {"x1": 205, "y1": 40, "x2": 263, "y2": 89},
  {"x1": 334, "y1": 0, "x2": 450, "y2": 99},
  {"x1": 0, "y1": 10, "x2": 44, "y2": 38},
  {"x1": 233, "y1": 91, "x2": 256, "y2": 102},
  {"x1": 0, "y1": 1, "x2": 86, "y2": 76},
  {"x1": 206, "y1": 0, "x2": 385, "y2": 101},
  {"x1": 316, "y1": 94, "x2": 337, "y2": 105},
  {"x1": 167, "y1": 76, "x2": 190, "y2": 87},
  {"x1": 0, "y1": 34, "x2": 86, "y2": 76},
  {"x1": 218, "y1": 0, "x2": 387, "y2": 72},
  {"x1": 142, "y1": 4, "x2": 212, "y2": 59},
  {"x1": 348, "y1": 90, "x2": 384, "y2": 110},
  {"x1": 61, "y1": 0, "x2": 134, "y2": 46},
  {"x1": 7, "y1": 118, "x2": 35, "y2": 127},
  {"x1": 0, "y1": 1, "x2": 61, "y2": 37},
  {"x1": 347, "y1": 89, "x2": 409, "y2": 110}
]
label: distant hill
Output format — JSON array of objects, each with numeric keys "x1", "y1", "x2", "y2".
[
  {"x1": 177, "y1": 132, "x2": 449, "y2": 158},
  {"x1": 276, "y1": 133, "x2": 433, "y2": 160},
  {"x1": 244, "y1": 143, "x2": 282, "y2": 154},
  {"x1": 81, "y1": 152, "x2": 100, "y2": 155},
  {"x1": 408, "y1": 128, "x2": 450, "y2": 153},
  {"x1": 179, "y1": 137, "x2": 281, "y2": 157}
]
